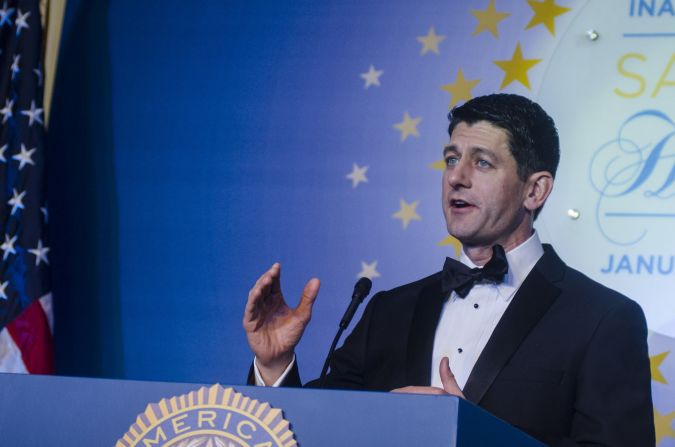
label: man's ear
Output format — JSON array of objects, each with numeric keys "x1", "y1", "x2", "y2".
[{"x1": 524, "y1": 171, "x2": 554, "y2": 212}]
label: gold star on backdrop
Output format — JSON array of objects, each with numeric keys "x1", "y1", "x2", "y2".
[
  {"x1": 654, "y1": 407, "x2": 675, "y2": 446},
  {"x1": 429, "y1": 159, "x2": 446, "y2": 170},
  {"x1": 525, "y1": 0, "x2": 571, "y2": 36},
  {"x1": 392, "y1": 199, "x2": 421, "y2": 229},
  {"x1": 471, "y1": 0, "x2": 510, "y2": 38},
  {"x1": 393, "y1": 112, "x2": 421, "y2": 141},
  {"x1": 438, "y1": 235, "x2": 462, "y2": 258},
  {"x1": 441, "y1": 69, "x2": 480, "y2": 107},
  {"x1": 494, "y1": 43, "x2": 541, "y2": 90},
  {"x1": 417, "y1": 26, "x2": 446, "y2": 55},
  {"x1": 651, "y1": 351, "x2": 670, "y2": 384}
]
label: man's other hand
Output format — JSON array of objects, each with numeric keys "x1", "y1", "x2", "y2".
[{"x1": 391, "y1": 357, "x2": 465, "y2": 398}]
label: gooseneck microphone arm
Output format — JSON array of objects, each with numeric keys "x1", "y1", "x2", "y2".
[{"x1": 319, "y1": 277, "x2": 372, "y2": 387}]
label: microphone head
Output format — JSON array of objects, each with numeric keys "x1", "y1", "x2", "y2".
[{"x1": 354, "y1": 277, "x2": 372, "y2": 300}]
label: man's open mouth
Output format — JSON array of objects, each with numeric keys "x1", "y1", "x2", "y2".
[{"x1": 450, "y1": 199, "x2": 473, "y2": 209}]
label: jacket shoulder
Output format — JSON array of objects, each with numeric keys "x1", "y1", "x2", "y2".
[{"x1": 540, "y1": 244, "x2": 645, "y2": 318}]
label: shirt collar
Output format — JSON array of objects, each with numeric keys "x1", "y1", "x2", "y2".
[{"x1": 458, "y1": 232, "x2": 544, "y2": 302}]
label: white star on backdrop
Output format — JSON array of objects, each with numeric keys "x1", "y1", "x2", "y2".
[
  {"x1": 360, "y1": 64, "x2": 383, "y2": 89},
  {"x1": 358, "y1": 260, "x2": 381, "y2": 280},
  {"x1": 346, "y1": 163, "x2": 368, "y2": 188}
]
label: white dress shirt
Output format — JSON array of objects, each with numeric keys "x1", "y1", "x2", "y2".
[
  {"x1": 430, "y1": 232, "x2": 544, "y2": 389},
  {"x1": 256, "y1": 232, "x2": 544, "y2": 388},
  {"x1": 253, "y1": 354, "x2": 296, "y2": 386}
]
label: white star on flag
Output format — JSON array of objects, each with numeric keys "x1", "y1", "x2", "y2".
[
  {"x1": 10, "y1": 54, "x2": 20, "y2": 77},
  {"x1": 33, "y1": 68, "x2": 43, "y2": 86},
  {"x1": 358, "y1": 260, "x2": 381, "y2": 280},
  {"x1": 12, "y1": 143, "x2": 36, "y2": 170},
  {"x1": 20, "y1": 100, "x2": 43, "y2": 126},
  {"x1": 0, "y1": 280, "x2": 8, "y2": 300},
  {"x1": 7, "y1": 188, "x2": 26, "y2": 215},
  {"x1": 0, "y1": 144, "x2": 7, "y2": 162},
  {"x1": 0, "y1": 2, "x2": 14, "y2": 28},
  {"x1": 15, "y1": 9, "x2": 29, "y2": 35},
  {"x1": 346, "y1": 163, "x2": 368, "y2": 188},
  {"x1": 1, "y1": 233, "x2": 17, "y2": 261},
  {"x1": 360, "y1": 65, "x2": 383, "y2": 89},
  {"x1": 28, "y1": 239, "x2": 50, "y2": 266},
  {"x1": 0, "y1": 98, "x2": 13, "y2": 123}
]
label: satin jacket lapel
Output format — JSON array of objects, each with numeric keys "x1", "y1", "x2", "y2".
[
  {"x1": 463, "y1": 246, "x2": 564, "y2": 404},
  {"x1": 405, "y1": 277, "x2": 446, "y2": 386}
]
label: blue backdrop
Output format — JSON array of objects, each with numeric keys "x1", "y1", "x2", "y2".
[
  {"x1": 50, "y1": 0, "x2": 482, "y2": 383},
  {"x1": 47, "y1": 0, "x2": 675, "y2": 405}
]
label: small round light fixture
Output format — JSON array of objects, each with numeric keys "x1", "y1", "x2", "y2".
[
  {"x1": 567, "y1": 208, "x2": 581, "y2": 220},
  {"x1": 586, "y1": 29, "x2": 599, "y2": 41}
]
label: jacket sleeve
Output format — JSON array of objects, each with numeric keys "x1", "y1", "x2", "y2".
[
  {"x1": 556, "y1": 298, "x2": 655, "y2": 447},
  {"x1": 303, "y1": 291, "x2": 381, "y2": 389},
  {"x1": 303, "y1": 292, "x2": 381, "y2": 389}
]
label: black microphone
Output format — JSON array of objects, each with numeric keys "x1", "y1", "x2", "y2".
[
  {"x1": 319, "y1": 277, "x2": 373, "y2": 387},
  {"x1": 340, "y1": 277, "x2": 372, "y2": 329}
]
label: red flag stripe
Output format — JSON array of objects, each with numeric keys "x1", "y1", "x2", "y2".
[{"x1": 6, "y1": 299, "x2": 54, "y2": 374}]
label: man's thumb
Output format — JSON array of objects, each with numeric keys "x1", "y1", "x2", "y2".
[
  {"x1": 440, "y1": 356, "x2": 465, "y2": 398},
  {"x1": 297, "y1": 278, "x2": 320, "y2": 314}
]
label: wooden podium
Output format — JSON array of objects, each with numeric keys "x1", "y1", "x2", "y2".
[{"x1": 0, "y1": 373, "x2": 543, "y2": 446}]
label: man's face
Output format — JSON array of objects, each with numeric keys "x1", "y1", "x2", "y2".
[{"x1": 442, "y1": 121, "x2": 533, "y2": 250}]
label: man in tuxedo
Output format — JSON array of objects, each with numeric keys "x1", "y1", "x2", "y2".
[{"x1": 243, "y1": 94, "x2": 655, "y2": 446}]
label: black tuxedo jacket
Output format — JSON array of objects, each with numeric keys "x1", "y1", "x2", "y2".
[{"x1": 254, "y1": 245, "x2": 655, "y2": 446}]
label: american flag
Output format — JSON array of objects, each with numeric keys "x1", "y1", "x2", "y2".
[{"x1": 0, "y1": 0, "x2": 53, "y2": 373}]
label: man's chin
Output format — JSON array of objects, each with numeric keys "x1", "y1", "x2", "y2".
[
  {"x1": 446, "y1": 230, "x2": 470, "y2": 246},
  {"x1": 446, "y1": 229, "x2": 487, "y2": 248}
]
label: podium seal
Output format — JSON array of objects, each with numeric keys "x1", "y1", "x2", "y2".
[{"x1": 116, "y1": 384, "x2": 296, "y2": 447}]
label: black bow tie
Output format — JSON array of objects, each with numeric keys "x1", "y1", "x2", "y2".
[{"x1": 441, "y1": 245, "x2": 508, "y2": 298}]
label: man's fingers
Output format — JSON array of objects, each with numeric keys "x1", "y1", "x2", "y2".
[
  {"x1": 244, "y1": 263, "x2": 281, "y2": 323},
  {"x1": 439, "y1": 357, "x2": 465, "y2": 398},
  {"x1": 296, "y1": 278, "x2": 320, "y2": 316},
  {"x1": 252, "y1": 263, "x2": 278, "y2": 291},
  {"x1": 269, "y1": 262, "x2": 282, "y2": 294},
  {"x1": 391, "y1": 386, "x2": 447, "y2": 395}
]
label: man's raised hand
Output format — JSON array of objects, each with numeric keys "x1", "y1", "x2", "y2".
[{"x1": 243, "y1": 263, "x2": 320, "y2": 384}]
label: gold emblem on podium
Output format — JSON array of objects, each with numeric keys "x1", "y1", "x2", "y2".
[{"x1": 116, "y1": 384, "x2": 296, "y2": 447}]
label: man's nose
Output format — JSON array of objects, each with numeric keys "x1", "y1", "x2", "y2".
[{"x1": 447, "y1": 160, "x2": 471, "y2": 189}]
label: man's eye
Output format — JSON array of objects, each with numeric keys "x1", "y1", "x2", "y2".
[
  {"x1": 477, "y1": 159, "x2": 491, "y2": 168},
  {"x1": 445, "y1": 156, "x2": 459, "y2": 166}
]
